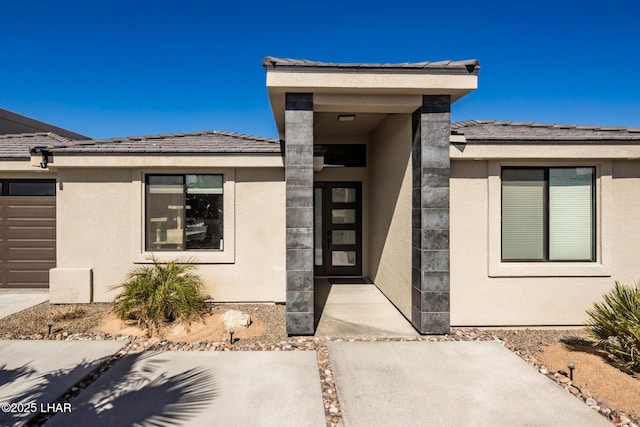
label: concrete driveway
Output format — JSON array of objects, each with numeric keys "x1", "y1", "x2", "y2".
[
  {"x1": 328, "y1": 340, "x2": 611, "y2": 427},
  {"x1": 0, "y1": 339, "x2": 614, "y2": 426},
  {"x1": 0, "y1": 292, "x2": 48, "y2": 320}
]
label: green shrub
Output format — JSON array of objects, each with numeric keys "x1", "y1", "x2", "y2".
[
  {"x1": 585, "y1": 281, "x2": 640, "y2": 374},
  {"x1": 113, "y1": 256, "x2": 207, "y2": 337}
]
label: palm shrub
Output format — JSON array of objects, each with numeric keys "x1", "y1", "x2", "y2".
[
  {"x1": 585, "y1": 281, "x2": 640, "y2": 374},
  {"x1": 113, "y1": 256, "x2": 207, "y2": 337}
]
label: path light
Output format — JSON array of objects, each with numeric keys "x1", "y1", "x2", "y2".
[
  {"x1": 47, "y1": 321, "x2": 53, "y2": 335},
  {"x1": 567, "y1": 362, "x2": 575, "y2": 381},
  {"x1": 229, "y1": 328, "x2": 234, "y2": 344}
]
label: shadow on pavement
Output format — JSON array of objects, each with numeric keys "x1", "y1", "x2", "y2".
[
  {"x1": 0, "y1": 357, "x2": 109, "y2": 426},
  {"x1": 44, "y1": 351, "x2": 218, "y2": 427}
]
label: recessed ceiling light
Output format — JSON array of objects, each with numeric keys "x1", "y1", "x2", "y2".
[{"x1": 337, "y1": 114, "x2": 356, "y2": 122}]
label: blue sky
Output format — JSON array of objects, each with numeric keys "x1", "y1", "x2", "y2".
[{"x1": 1, "y1": 0, "x2": 639, "y2": 139}]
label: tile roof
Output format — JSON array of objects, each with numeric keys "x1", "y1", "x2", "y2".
[
  {"x1": 47, "y1": 131, "x2": 282, "y2": 155},
  {"x1": 0, "y1": 132, "x2": 73, "y2": 160},
  {"x1": 262, "y1": 57, "x2": 480, "y2": 74},
  {"x1": 0, "y1": 108, "x2": 89, "y2": 140},
  {"x1": 452, "y1": 120, "x2": 640, "y2": 142}
]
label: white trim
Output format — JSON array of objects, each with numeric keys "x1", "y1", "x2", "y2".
[
  {"x1": 487, "y1": 160, "x2": 612, "y2": 277},
  {"x1": 131, "y1": 168, "x2": 236, "y2": 264}
]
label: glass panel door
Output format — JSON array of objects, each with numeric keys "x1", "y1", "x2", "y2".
[{"x1": 314, "y1": 182, "x2": 362, "y2": 276}]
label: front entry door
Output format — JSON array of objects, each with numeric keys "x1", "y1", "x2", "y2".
[{"x1": 314, "y1": 182, "x2": 362, "y2": 276}]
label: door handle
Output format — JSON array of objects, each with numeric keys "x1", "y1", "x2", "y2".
[{"x1": 327, "y1": 230, "x2": 331, "y2": 245}]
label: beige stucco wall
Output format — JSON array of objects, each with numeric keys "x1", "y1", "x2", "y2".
[
  {"x1": 450, "y1": 158, "x2": 640, "y2": 326},
  {"x1": 55, "y1": 168, "x2": 133, "y2": 302},
  {"x1": 0, "y1": 161, "x2": 57, "y2": 173},
  {"x1": 368, "y1": 114, "x2": 413, "y2": 319},
  {"x1": 54, "y1": 166, "x2": 286, "y2": 303}
]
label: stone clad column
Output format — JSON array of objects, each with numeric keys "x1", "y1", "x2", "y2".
[
  {"x1": 411, "y1": 95, "x2": 451, "y2": 334},
  {"x1": 284, "y1": 93, "x2": 315, "y2": 335}
]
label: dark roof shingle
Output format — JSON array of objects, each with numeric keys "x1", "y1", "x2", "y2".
[
  {"x1": 262, "y1": 57, "x2": 479, "y2": 74},
  {"x1": 0, "y1": 132, "x2": 72, "y2": 160},
  {"x1": 452, "y1": 120, "x2": 640, "y2": 141},
  {"x1": 0, "y1": 108, "x2": 89, "y2": 140},
  {"x1": 47, "y1": 131, "x2": 281, "y2": 154}
]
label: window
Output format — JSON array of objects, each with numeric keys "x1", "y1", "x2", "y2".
[
  {"x1": 314, "y1": 145, "x2": 366, "y2": 167},
  {"x1": 0, "y1": 180, "x2": 55, "y2": 196},
  {"x1": 146, "y1": 174, "x2": 223, "y2": 251},
  {"x1": 502, "y1": 167, "x2": 595, "y2": 261}
]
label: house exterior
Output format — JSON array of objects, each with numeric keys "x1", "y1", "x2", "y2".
[
  {"x1": 0, "y1": 109, "x2": 88, "y2": 289},
  {"x1": 2, "y1": 58, "x2": 640, "y2": 335}
]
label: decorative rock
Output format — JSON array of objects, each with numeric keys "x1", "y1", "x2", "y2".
[
  {"x1": 221, "y1": 310, "x2": 251, "y2": 329},
  {"x1": 585, "y1": 398, "x2": 597, "y2": 406},
  {"x1": 619, "y1": 415, "x2": 632, "y2": 425},
  {"x1": 539, "y1": 368, "x2": 548, "y2": 375},
  {"x1": 558, "y1": 376, "x2": 571, "y2": 384}
]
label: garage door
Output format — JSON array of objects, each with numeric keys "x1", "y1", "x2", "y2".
[{"x1": 0, "y1": 180, "x2": 56, "y2": 289}]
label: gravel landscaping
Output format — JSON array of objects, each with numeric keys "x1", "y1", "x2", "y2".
[{"x1": 1, "y1": 302, "x2": 638, "y2": 427}]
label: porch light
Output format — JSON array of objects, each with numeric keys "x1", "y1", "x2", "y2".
[{"x1": 337, "y1": 114, "x2": 355, "y2": 122}]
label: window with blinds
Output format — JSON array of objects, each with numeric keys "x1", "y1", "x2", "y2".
[{"x1": 501, "y1": 167, "x2": 595, "y2": 262}]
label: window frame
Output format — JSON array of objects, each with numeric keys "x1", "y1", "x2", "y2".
[
  {"x1": 501, "y1": 166, "x2": 596, "y2": 262},
  {"x1": 133, "y1": 169, "x2": 235, "y2": 264},
  {"x1": 0, "y1": 179, "x2": 56, "y2": 196},
  {"x1": 487, "y1": 160, "x2": 612, "y2": 278},
  {"x1": 145, "y1": 173, "x2": 224, "y2": 253}
]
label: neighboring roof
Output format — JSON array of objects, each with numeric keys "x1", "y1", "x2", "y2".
[
  {"x1": 0, "y1": 109, "x2": 89, "y2": 140},
  {"x1": 452, "y1": 120, "x2": 640, "y2": 142},
  {"x1": 0, "y1": 132, "x2": 72, "y2": 160},
  {"x1": 46, "y1": 130, "x2": 281, "y2": 155},
  {"x1": 262, "y1": 57, "x2": 479, "y2": 75}
]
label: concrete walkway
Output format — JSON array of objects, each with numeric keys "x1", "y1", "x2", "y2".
[
  {"x1": 328, "y1": 340, "x2": 611, "y2": 427},
  {"x1": 314, "y1": 279, "x2": 418, "y2": 337},
  {"x1": 0, "y1": 292, "x2": 48, "y2": 320},
  {"x1": 44, "y1": 350, "x2": 325, "y2": 427},
  {"x1": 0, "y1": 340, "x2": 125, "y2": 426}
]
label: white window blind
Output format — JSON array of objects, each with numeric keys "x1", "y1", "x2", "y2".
[
  {"x1": 548, "y1": 168, "x2": 593, "y2": 260},
  {"x1": 502, "y1": 169, "x2": 545, "y2": 260}
]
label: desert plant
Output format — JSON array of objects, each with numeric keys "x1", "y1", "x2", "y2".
[
  {"x1": 51, "y1": 305, "x2": 86, "y2": 321},
  {"x1": 113, "y1": 256, "x2": 207, "y2": 336},
  {"x1": 585, "y1": 281, "x2": 640, "y2": 374}
]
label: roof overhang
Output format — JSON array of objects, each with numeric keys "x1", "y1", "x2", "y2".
[
  {"x1": 29, "y1": 153, "x2": 284, "y2": 169},
  {"x1": 450, "y1": 139, "x2": 640, "y2": 160},
  {"x1": 263, "y1": 58, "x2": 479, "y2": 139}
]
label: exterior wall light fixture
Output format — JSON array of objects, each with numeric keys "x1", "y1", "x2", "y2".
[
  {"x1": 30, "y1": 146, "x2": 52, "y2": 169},
  {"x1": 337, "y1": 114, "x2": 355, "y2": 122}
]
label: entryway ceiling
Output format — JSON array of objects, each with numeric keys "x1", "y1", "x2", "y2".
[{"x1": 314, "y1": 112, "x2": 387, "y2": 137}]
